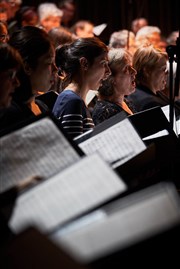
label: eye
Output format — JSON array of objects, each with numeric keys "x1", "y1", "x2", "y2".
[{"x1": 101, "y1": 60, "x2": 109, "y2": 67}]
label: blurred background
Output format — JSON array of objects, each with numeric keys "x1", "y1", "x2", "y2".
[{"x1": 22, "y1": 0, "x2": 179, "y2": 44}]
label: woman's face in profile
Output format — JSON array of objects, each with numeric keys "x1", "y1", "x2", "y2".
[
  {"x1": 149, "y1": 58, "x2": 168, "y2": 92},
  {"x1": 113, "y1": 58, "x2": 137, "y2": 96},
  {"x1": 86, "y1": 53, "x2": 111, "y2": 91},
  {"x1": 29, "y1": 46, "x2": 58, "y2": 94}
]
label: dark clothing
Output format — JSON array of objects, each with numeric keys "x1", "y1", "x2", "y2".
[
  {"x1": 52, "y1": 90, "x2": 94, "y2": 138},
  {"x1": 92, "y1": 99, "x2": 136, "y2": 126},
  {"x1": 0, "y1": 101, "x2": 35, "y2": 134},
  {"x1": 127, "y1": 85, "x2": 180, "y2": 118},
  {"x1": 127, "y1": 85, "x2": 169, "y2": 111}
]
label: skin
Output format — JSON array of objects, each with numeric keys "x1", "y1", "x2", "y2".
[
  {"x1": 76, "y1": 23, "x2": 94, "y2": 38},
  {"x1": 41, "y1": 16, "x2": 62, "y2": 32},
  {"x1": 78, "y1": 53, "x2": 111, "y2": 100},
  {"x1": 61, "y1": 2, "x2": 75, "y2": 25},
  {"x1": 85, "y1": 54, "x2": 110, "y2": 89},
  {"x1": 66, "y1": 53, "x2": 111, "y2": 102},
  {"x1": 144, "y1": 57, "x2": 168, "y2": 94},
  {"x1": 22, "y1": 15, "x2": 38, "y2": 27},
  {"x1": 0, "y1": 23, "x2": 9, "y2": 43},
  {"x1": 27, "y1": 46, "x2": 57, "y2": 94},
  {"x1": 111, "y1": 62, "x2": 137, "y2": 104}
]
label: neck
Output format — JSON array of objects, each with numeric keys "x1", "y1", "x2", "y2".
[
  {"x1": 108, "y1": 95, "x2": 124, "y2": 106},
  {"x1": 141, "y1": 82, "x2": 157, "y2": 95},
  {"x1": 65, "y1": 82, "x2": 89, "y2": 102}
]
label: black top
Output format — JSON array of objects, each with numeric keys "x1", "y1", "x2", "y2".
[
  {"x1": 0, "y1": 100, "x2": 35, "y2": 135},
  {"x1": 92, "y1": 99, "x2": 136, "y2": 126},
  {"x1": 127, "y1": 84, "x2": 180, "y2": 118}
]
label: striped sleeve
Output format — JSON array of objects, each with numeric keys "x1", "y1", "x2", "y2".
[
  {"x1": 60, "y1": 113, "x2": 84, "y2": 137},
  {"x1": 52, "y1": 92, "x2": 94, "y2": 138}
]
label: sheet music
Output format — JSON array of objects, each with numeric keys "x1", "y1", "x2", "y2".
[
  {"x1": 79, "y1": 118, "x2": 146, "y2": 168},
  {"x1": 9, "y1": 154, "x2": 127, "y2": 233},
  {"x1": 52, "y1": 182, "x2": 180, "y2": 263},
  {"x1": 0, "y1": 117, "x2": 80, "y2": 192}
]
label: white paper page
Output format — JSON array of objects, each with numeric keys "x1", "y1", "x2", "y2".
[
  {"x1": 53, "y1": 182, "x2": 180, "y2": 263},
  {"x1": 79, "y1": 118, "x2": 146, "y2": 168},
  {"x1": 143, "y1": 129, "x2": 169, "y2": 141},
  {"x1": 161, "y1": 105, "x2": 180, "y2": 135},
  {"x1": 85, "y1": 90, "x2": 97, "y2": 105},
  {"x1": 9, "y1": 154, "x2": 127, "y2": 233},
  {"x1": 93, "y1": 23, "x2": 107, "y2": 36},
  {"x1": 142, "y1": 105, "x2": 179, "y2": 140},
  {"x1": 0, "y1": 117, "x2": 80, "y2": 192},
  {"x1": 176, "y1": 118, "x2": 180, "y2": 135}
]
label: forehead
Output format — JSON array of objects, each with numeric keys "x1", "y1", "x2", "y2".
[
  {"x1": 97, "y1": 52, "x2": 108, "y2": 60},
  {"x1": 113, "y1": 59, "x2": 132, "y2": 72},
  {"x1": 44, "y1": 15, "x2": 61, "y2": 21},
  {"x1": 139, "y1": 19, "x2": 147, "y2": 27},
  {"x1": 84, "y1": 23, "x2": 93, "y2": 32},
  {"x1": 149, "y1": 32, "x2": 161, "y2": 41},
  {"x1": 91, "y1": 52, "x2": 108, "y2": 64}
]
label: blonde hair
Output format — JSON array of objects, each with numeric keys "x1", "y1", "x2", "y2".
[{"x1": 133, "y1": 45, "x2": 168, "y2": 84}]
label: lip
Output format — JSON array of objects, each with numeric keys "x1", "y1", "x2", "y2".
[{"x1": 131, "y1": 79, "x2": 136, "y2": 87}]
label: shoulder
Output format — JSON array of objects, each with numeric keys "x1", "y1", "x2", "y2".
[
  {"x1": 94, "y1": 100, "x2": 122, "y2": 112},
  {"x1": 92, "y1": 100, "x2": 122, "y2": 125},
  {"x1": 53, "y1": 90, "x2": 85, "y2": 117},
  {"x1": 57, "y1": 90, "x2": 83, "y2": 104}
]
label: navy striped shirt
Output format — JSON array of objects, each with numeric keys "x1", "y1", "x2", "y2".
[{"x1": 52, "y1": 90, "x2": 94, "y2": 138}]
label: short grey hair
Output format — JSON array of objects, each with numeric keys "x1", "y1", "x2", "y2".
[
  {"x1": 109, "y1": 30, "x2": 135, "y2": 48},
  {"x1": 136, "y1": 26, "x2": 161, "y2": 39},
  {"x1": 38, "y1": 3, "x2": 63, "y2": 21}
]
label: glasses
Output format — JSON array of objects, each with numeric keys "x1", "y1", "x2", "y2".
[{"x1": 0, "y1": 34, "x2": 9, "y2": 42}]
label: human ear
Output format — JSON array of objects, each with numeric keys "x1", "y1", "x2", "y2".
[
  {"x1": 79, "y1": 57, "x2": 88, "y2": 70},
  {"x1": 24, "y1": 62, "x2": 32, "y2": 76}
]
